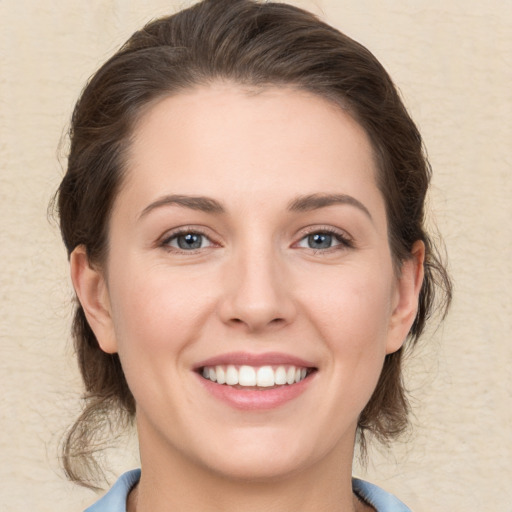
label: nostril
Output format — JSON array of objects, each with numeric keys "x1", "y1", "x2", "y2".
[{"x1": 228, "y1": 317, "x2": 287, "y2": 328}]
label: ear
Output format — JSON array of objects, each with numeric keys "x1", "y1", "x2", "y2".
[
  {"x1": 70, "y1": 245, "x2": 118, "y2": 354},
  {"x1": 386, "y1": 240, "x2": 425, "y2": 354}
]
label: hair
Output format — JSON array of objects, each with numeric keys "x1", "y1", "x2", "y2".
[{"x1": 55, "y1": 0, "x2": 452, "y2": 488}]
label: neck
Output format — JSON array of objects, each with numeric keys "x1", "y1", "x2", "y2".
[
  {"x1": 130, "y1": 467, "x2": 366, "y2": 512},
  {"x1": 129, "y1": 425, "x2": 369, "y2": 512}
]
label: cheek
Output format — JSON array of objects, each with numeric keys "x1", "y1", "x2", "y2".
[
  {"x1": 298, "y1": 261, "x2": 396, "y2": 412},
  {"x1": 302, "y1": 262, "x2": 395, "y2": 349},
  {"x1": 105, "y1": 271, "x2": 203, "y2": 413},
  {"x1": 106, "y1": 257, "x2": 225, "y2": 376}
]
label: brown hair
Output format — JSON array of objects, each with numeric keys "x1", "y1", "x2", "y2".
[{"x1": 55, "y1": 0, "x2": 452, "y2": 488}]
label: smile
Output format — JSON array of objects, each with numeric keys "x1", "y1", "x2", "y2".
[
  {"x1": 194, "y1": 352, "x2": 318, "y2": 409},
  {"x1": 201, "y1": 364, "x2": 313, "y2": 388}
]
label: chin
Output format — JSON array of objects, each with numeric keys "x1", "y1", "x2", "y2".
[
  {"x1": 193, "y1": 428, "x2": 333, "y2": 483},
  {"x1": 203, "y1": 452, "x2": 310, "y2": 483}
]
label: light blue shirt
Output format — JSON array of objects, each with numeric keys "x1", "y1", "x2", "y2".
[{"x1": 84, "y1": 469, "x2": 411, "y2": 511}]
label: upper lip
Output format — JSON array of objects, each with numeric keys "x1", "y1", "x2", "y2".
[{"x1": 194, "y1": 351, "x2": 317, "y2": 369}]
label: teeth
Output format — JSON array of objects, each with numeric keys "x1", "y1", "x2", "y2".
[
  {"x1": 256, "y1": 366, "x2": 274, "y2": 387},
  {"x1": 275, "y1": 366, "x2": 287, "y2": 385},
  {"x1": 216, "y1": 366, "x2": 226, "y2": 385},
  {"x1": 201, "y1": 364, "x2": 311, "y2": 387},
  {"x1": 226, "y1": 365, "x2": 238, "y2": 385},
  {"x1": 239, "y1": 365, "x2": 256, "y2": 386}
]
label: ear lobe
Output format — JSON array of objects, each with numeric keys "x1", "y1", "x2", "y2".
[
  {"x1": 70, "y1": 245, "x2": 118, "y2": 354},
  {"x1": 386, "y1": 240, "x2": 425, "y2": 354}
]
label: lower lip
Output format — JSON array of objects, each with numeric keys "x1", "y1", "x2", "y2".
[{"x1": 196, "y1": 372, "x2": 315, "y2": 410}]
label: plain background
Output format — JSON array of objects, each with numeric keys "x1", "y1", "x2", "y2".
[{"x1": 1, "y1": 1, "x2": 511, "y2": 510}]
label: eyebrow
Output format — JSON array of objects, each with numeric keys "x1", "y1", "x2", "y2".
[
  {"x1": 139, "y1": 192, "x2": 372, "y2": 220},
  {"x1": 287, "y1": 193, "x2": 372, "y2": 220},
  {"x1": 139, "y1": 194, "x2": 225, "y2": 219}
]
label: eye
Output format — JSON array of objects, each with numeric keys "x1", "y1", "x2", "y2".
[
  {"x1": 163, "y1": 231, "x2": 214, "y2": 251},
  {"x1": 296, "y1": 230, "x2": 352, "y2": 250}
]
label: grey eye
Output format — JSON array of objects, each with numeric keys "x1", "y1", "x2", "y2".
[
  {"x1": 180, "y1": 233, "x2": 203, "y2": 249},
  {"x1": 306, "y1": 233, "x2": 334, "y2": 249},
  {"x1": 296, "y1": 231, "x2": 350, "y2": 251},
  {"x1": 169, "y1": 233, "x2": 210, "y2": 250}
]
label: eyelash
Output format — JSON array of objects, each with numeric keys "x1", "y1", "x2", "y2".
[
  {"x1": 159, "y1": 226, "x2": 354, "y2": 254},
  {"x1": 295, "y1": 227, "x2": 354, "y2": 253},
  {"x1": 160, "y1": 227, "x2": 217, "y2": 253}
]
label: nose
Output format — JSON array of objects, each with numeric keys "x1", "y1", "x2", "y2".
[{"x1": 218, "y1": 248, "x2": 297, "y2": 333}]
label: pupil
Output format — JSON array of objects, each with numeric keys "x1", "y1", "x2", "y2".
[
  {"x1": 308, "y1": 233, "x2": 332, "y2": 249},
  {"x1": 178, "y1": 233, "x2": 202, "y2": 250}
]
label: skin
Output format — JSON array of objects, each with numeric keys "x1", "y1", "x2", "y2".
[{"x1": 71, "y1": 83, "x2": 424, "y2": 512}]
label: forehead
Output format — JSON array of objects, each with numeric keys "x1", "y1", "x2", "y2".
[{"x1": 119, "y1": 83, "x2": 384, "y2": 221}]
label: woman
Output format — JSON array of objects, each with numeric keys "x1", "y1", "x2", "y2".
[{"x1": 56, "y1": 0, "x2": 451, "y2": 510}]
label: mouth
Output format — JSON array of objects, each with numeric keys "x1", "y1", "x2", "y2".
[
  {"x1": 194, "y1": 352, "x2": 318, "y2": 409},
  {"x1": 199, "y1": 364, "x2": 317, "y2": 389}
]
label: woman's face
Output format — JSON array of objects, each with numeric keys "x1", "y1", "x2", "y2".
[{"x1": 76, "y1": 83, "x2": 422, "y2": 481}]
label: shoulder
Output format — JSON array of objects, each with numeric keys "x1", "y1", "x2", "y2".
[
  {"x1": 352, "y1": 478, "x2": 412, "y2": 512},
  {"x1": 84, "y1": 469, "x2": 141, "y2": 512}
]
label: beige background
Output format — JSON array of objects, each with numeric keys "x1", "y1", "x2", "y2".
[{"x1": 1, "y1": 1, "x2": 511, "y2": 510}]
